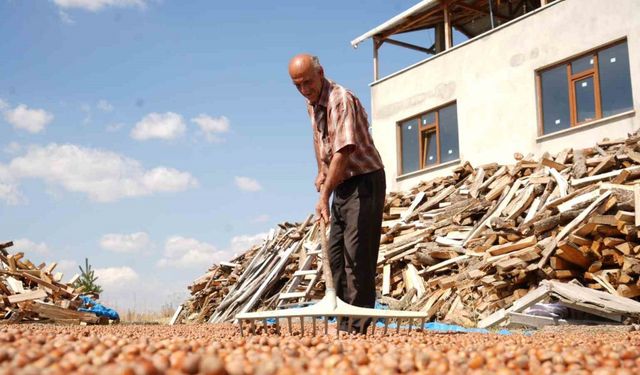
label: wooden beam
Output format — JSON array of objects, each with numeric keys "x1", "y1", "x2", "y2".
[
  {"x1": 373, "y1": 37, "x2": 380, "y2": 81},
  {"x1": 381, "y1": 6, "x2": 444, "y2": 39},
  {"x1": 383, "y1": 38, "x2": 435, "y2": 54},
  {"x1": 487, "y1": 236, "x2": 536, "y2": 256},
  {"x1": 7, "y1": 289, "x2": 47, "y2": 304},
  {"x1": 444, "y1": 5, "x2": 452, "y2": 50}
]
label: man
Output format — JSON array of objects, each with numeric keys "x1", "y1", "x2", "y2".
[{"x1": 288, "y1": 53, "x2": 386, "y2": 332}]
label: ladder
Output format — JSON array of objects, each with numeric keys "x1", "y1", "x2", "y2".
[{"x1": 277, "y1": 240, "x2": 323, "y2": 306}]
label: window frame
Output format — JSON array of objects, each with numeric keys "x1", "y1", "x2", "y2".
[
  {"x1": 536, "y1": 38, "x2": 630, "y2": 136},
  {"x1": 396, "y1": 101, "x2": 457, "y2": 175}
]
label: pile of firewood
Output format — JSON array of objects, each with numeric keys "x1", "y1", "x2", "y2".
[
  {"x1": 179, "y1": 216, "x2": 319, "y2": 324},
  {"x1": 0, "y1": 241, "x2": 103, "y2": 324},
  {"x1": 180, "y1": 131, "x2": 640, "y2": 327}
]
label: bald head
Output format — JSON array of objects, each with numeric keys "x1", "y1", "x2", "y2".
[
  {"x1": 288, "y1": 54, "x2": 321, "y2": 76},
  {"x1": 289, "y1": 54, "x2": 325, "y2": 104}
]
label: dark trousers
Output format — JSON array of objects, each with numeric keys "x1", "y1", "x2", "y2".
[{"x1": 329, "y1": 169, "x2": 386, "y2": 329}]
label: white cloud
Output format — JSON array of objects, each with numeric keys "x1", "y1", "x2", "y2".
[
  {"x1": 191, "y1": 114, "x2": 230, "y2": 142},
  {"x1": 234, "y1": 176, "x2": 262, "y2": 192},
  {"x1": 3, "y1": 104, "x2": 54, "y2": 133},
  {"x1": 157, "y1": 236, "x2": 228, "y2": 269},
  {"x1": 53, "y1": 0, "x2": 147, "y2": 12},
  {"x1": 58, "y1": 10, "x2": 75, "y2": 24},
  {"x1": 13, "y1": 238, "x2": 50, "y2": 255},
  {"x1": 253, "y1": 214, "x2": 270, "y2": 223},
  {"x1": 0, "y1": 164, "x2": 24, "y2": 205},
  {"x1": 131, "y1": 112, "x2": 186, "y2": 141},
  {"x1": 8, "y1": 143, "x2": 198, "y2": 202},
  {"x1": 0, "y1": 99, "x2": 8, "y2": 111},
  {"x1": 4, "y1": 142, "x2": 22, "y2": 155},
  {"x1": 100, "y1": 232, "x2": 150, "y2": 253},
  {"x1": 229, "y1": 232, "x2": 268, "y2": 255},
  {"x1": 94, "y1": 266, "x2": 139, "y2": 289},
  {"x1": 97, "y1": 100, "x2": 113, "y2": 112},
  {"x1": 156, "y1": 232, "x2": 267, "y2": 269}
]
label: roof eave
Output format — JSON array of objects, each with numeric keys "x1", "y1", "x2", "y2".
[{"x1": 350, "y1": 0, "x2": 441, "y2": 48}]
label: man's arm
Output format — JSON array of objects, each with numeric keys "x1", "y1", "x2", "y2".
[
  {"x1": 316, "y1": 145, "x2": 354, "y2": 223},
  {"x1": 313, "y1": 137, "x2": 327, "y2": 192}
]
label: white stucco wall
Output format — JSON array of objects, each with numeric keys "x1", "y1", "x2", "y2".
[{"x1": 370, "y1": 0, "x2": 640, "y2": 192}]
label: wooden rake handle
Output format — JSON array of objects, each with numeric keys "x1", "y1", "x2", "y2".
[{"x1": 319, "y1": 220, "x2": 335, "y2": 292}]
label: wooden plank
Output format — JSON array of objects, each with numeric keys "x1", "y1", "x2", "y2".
[
  {"x1": 541, "y1": 158, "x2": 568, "y2": 171},
  {"x1": 588, "y1": 155, "x2": 615, "y2": 177},
  {"x1": 549, "y1": 168, "x2": 568, "y2": 197},
  {"x1": 615, "y1": 210, "x2": 635, "y2": 224},
  {"x1": 617, "y1": 284, "x2": 640, "y2": 298},
  {"x1": 523, "y1": 197, "x2": 541, "y2": 224},
  {"x1": 556, "y1": 191, "x2": 611, "y2": 242},
  {"x1": 635, "y1": 184, "x2": 640, "y2": 227},
  {"x1": 42, "y1": 262, "x2": 57, "y2": 275},
  {"x1": 7, "y1": 289, "x2": 48, "y2": 304},
  {"x1": 557, "y1": 190, "x2": 600, "y2": 213},
  {"x1": 571, "y1": 166, "x2": 640, "y2": 187},
  {"x1": 169, "y1": 304, "x2": 183, "y2": 325},
  {"x1": 485, "y1": 176, "x2": 512, "y2": 202},
  {"x1": 478, "y1": 283, "x2": 551, "y2": 328},
  {"x1": 406, "y1": 185, "x2": 456, "y2": 221},
  {"x1": 507, "y1": 312, "x2": 569, "y2": 328},
  {"x1": 487, "y1": 236, "x2": 537, "y2": 256},
  {"x1": 556, "y1": 241, "x2": 590, "y2": 269},
  {"x1": 5, "y1": 277, "x2": 25, "y2": 293},
  {"x1": 419, "y1": 255, "x2": 470, "y2": 275},
  {"x1": 23, "y1": 301, "x2": 99, "y2": 324},
  {"x1": 401, "y1": 192, "x2": 426, "y2": 221},
  {"x1": 382, "y1": 264, "x2": 391, "y2": 296},
  {"x1": 67, "y1": 274, "x2": 80, "y2": 285},
  {"x1": 469, "y1": 167, "x2": 485, "y2": 198},
  {"x1": 406, "y1": 264, "x2": 426, "y2": 299}
]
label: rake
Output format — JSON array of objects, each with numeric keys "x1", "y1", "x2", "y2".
[{"x1": 235, "y1": 220, "x2": 428, "y2": 336}]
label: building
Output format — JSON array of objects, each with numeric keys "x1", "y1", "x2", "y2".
[{"x1": 352, "y1": 0, "x2": 638, "y2": 191}]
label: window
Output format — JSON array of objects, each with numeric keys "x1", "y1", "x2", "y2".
[
  {"x1": 398, "y1": 102, "x2": 459, "y2": 175},
  {"x1": 538, "y1": 40, "x2": 634, "y2": 135}
]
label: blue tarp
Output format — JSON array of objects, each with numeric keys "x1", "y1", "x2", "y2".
[{"x1": 78, "y1": 295, "x2": 120, "y2": 321}]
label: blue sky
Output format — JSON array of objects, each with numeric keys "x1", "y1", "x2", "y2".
[{"x1": 0, "y1": 0, "x2": 452, "y2": 311}]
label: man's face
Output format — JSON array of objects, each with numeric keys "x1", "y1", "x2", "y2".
[{"x1": 290, "y1": 66, "x2": 324, "y2": 104}]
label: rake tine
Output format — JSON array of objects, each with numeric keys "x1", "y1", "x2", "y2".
[
  {"x1": 347, "y1": 317, "x2": 353, "y2": 334},
  {"x1": 371, "y1": 318, "x2": 376, "y2": 336},
  {"x1": 359, "y1": 319, "x2": 366, "y2": 335},
  {"x1": 300, "y1": 317, "x2": 305, "y2": 336},
  {"x1": 238, "y1": 319, "x2": 244, "y2": 337},
  {"x1": 263, "y1": 319, "x2": 268, "y2": 334},
  {"x1": 250, "y1": 320, "x2": 256, "y2": 335},
  {"x1": 312, "y1": 318, "x2": 317, "y2": 336},
  {"x1": 287, "y1": 317, "x2": 293, "y2": 335},
  {"x1": 324, "y1": 317, "x2": 329, "y2": 335},
  {"x1": 408, "y1": 318, "x2": 413, "y2": 333},
  {"x1": 421, "y1": 318, "x2": 426, "y2": 333},
  {"x1": 396, "y1": 319, "x2": 401, "y2": 334},
  {"x1": 276, "y1": 319, "x2": 281, "y2": 335},
  {"x1": 337, "y1": 317, "x2": 342, "y2": 338},
  {"x1": 383, "y1": 318, "x2": 388, "y2": 335}
]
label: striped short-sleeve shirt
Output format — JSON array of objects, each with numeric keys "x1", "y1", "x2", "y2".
[{"x1": 308, "y1": 78, "x2": 384, "y2": 180}]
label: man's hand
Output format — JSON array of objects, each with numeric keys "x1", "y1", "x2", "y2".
[
  {"x1": 314, "y1": 173, "x2": 326, "y2": 192},
  {"x1": 315, "y1": 196, "x2": 330, "y2": 224}
]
